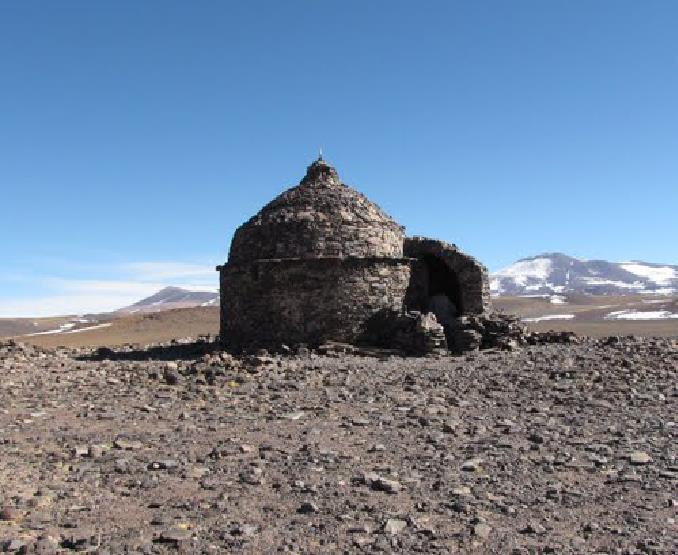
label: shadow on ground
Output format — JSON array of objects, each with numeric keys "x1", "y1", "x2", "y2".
[{"x1": 77, "y1": 340, "x2": 222, "y2": 362}]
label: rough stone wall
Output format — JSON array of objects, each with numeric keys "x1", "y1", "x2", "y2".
[
  {"x1": 404, "y1": 236, "x2": 491, "y2": 314},
  {"x1": 220, "y1": 257, "x2": 411, "y2": 350},
  {"x1": 218, "y1": 159, "x2": 497, "y2": 354},
  {"x1": 360, "y1": 310, "x2": 448, "y2": 355},
  {"x1": 228, "y1": 162, "x2": 404, "y2": 264}
]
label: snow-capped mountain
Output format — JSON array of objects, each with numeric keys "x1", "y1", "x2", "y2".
[
  {"x1": 491, "y1": 253, "x2": 678, "y2": 296},
  {"x1": 117, "y1": 286, "x2": 219, "y2": 314}
]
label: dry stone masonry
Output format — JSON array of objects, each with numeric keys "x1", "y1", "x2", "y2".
[{"x1": 219, "y1": 157, "x2": 517, "y2": 353}]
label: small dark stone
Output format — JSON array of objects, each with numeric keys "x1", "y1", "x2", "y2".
[{"x1": 297, "y1": 501, "x2": 319, "y2": 514}]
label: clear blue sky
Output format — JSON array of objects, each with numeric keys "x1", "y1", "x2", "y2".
[{"x1": 1, "y1": 1, "x2": 677, "y2": 316}]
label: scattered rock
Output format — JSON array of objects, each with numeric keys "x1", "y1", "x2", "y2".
[
  {"x1": 87, "y1": 444, "x2": 104, "y2": 458},
  {"x1": 521, "y1": 522, "x2": 546, "y2": 535},
  {"x1": 297, "y1": 501, "x2": 319, "y2": 514},
  {"x1": 1, "y1": 538, "x2": 25, "y2": 552},
  {"x1": 0, "y1": 336, "x2": 675, "y2": 552},
  {"x1": 148, "y1": 459, "x2": 179, "y2": 470},
  {"x1": 157, "y1": 528, "x2": 191, "y2": 545},
  {"x1": 383, "y1": 519, "x2": 407, "y2": 535},
  {"x1": 461, "y1": 458, "x2": 483, "y2": 471},
  {"x1": 629, "y1": 451, "x2": 652, "y2": 465},
  {"x1": 0, "y1": 507, "x2": 20, "y2": 522},
  {"x1": 370, "y1": 475, "x2": 402, "y2": 494},
  {"x1": 473, "y1": 523, "x2": 491, "y2": 539},
  {"x1": 114, "y1": 438, "x2": 143, "y2": 450}
]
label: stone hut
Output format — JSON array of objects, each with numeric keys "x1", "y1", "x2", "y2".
[{"x1": 218, "y1": 157, "x2": 494, "y2": 353}]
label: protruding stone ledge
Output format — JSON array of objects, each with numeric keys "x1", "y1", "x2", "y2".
[{"x1": 221, "y1": 256, "x2": 415, "y2": 270}]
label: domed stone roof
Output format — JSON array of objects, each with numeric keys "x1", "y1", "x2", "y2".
[{"x1": 227, "y1": 158, "x2": 405, "y2": 264}]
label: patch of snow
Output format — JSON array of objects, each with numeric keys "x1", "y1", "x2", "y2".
[
  {"x1": 23, "y1": 320, "x2": 109, "y2": 336},
  {"x1": 639, "y1": 287, "x2": 675, "y2": 295},
  {"x1": 605, "y1": 310, "x2": 678, "y2": 321},
  {"x1": 23, "y1": 321, "x2": 76, "y2": 336},
  {"x1": 495, "y1": 258, "x2": 553, "y2": 286},
  {"x1": 523, "y1": 314, "x2": 575, "y2": 322},
  {"x1": 63, "y1": 323, "x2": 113, "y2": 333},
  {"x1": 621, "y1": 263, "x2": 678, "y2": 285},
  {"x1": 579, "y1": 278, "x2": 645, "y2": 289},
  {"x1": 23, "y1": 329, "x2": 57, "y2": 337},
  {"x1": 550, "y1": 295, "x2": 567, "y2": 304},
  {"x1": 524, "y1": 284, "x2": 545, "y2": 291}
]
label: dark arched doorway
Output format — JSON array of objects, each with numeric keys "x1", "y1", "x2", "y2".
[
  {"x1": 423, "y1": 253, "x2": 463, "y2": 322},
  {"x1": 403, "y1": 236, "x2": 491, "y2": 318},
  {"x1": 421, "y1": 254, "x2": 463, "y2": 315},
  {"x1": 405, "y1": 254, "x2": 463, "y2": 346}
]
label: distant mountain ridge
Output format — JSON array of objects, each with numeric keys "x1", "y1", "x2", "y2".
[
  {"x1": 117, "y1": 286, "x2": 219, "y2": 314},
  {"x1": 491, "y1": 253, "x2": 678, "y2": 296}
]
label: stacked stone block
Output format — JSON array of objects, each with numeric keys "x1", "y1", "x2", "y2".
[{"x1": 218, "y1": 157, "x2": 494, "y2": 353}]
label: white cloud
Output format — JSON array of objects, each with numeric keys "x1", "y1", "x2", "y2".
[
  {"x1": 0, "y1": 260, "x2": 219, "y2": 317},
  {"x1": 0, "y1": 293, "x2": 152, "y2": 318},
  {"x1": 43, "y1": 278, "x2": 217, "y2": 295},
  {"x1": 120, "y1": 262, "x2": 217, "y2": 281},
  {"x1": 46, "y1": 279, "x2": 170, "y2": 295}
]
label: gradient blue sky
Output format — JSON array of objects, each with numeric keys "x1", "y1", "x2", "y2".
[{"x1": 2, "y1": 1, "x2": 677, "y2": 316}]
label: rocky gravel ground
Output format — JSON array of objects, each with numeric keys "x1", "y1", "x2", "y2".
[{"x1": 0, "y1": 337, "x2": 676, "y2": 554}]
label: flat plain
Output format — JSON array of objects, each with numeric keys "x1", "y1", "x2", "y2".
[{"x1": 5, "y1": 294, "x2": 677, "y2": 350}]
